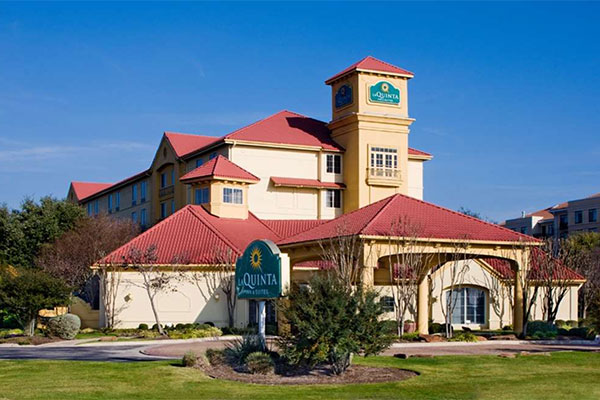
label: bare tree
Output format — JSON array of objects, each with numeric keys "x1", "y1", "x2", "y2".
[
  {"x1": 98, "y1": 262, "x2": 129, "y2": 329},
  {"x1": 318, "y1": 223, "x2": 365, "y2": 289},
  {"x1": 121, "y1": 245, "x2": 181, "y2": 335},
  {"x1": 185, "y1": 246, "x2": 238, "y2": 328},
  {"x1": 37, "y1": 213, "x2": 139, "y2": 305},
  {"x1": 476, "y1": 261, "x2": 512, "y2": 328},
  {"x1": 382, "y1": 216, "x2": 434, "y2": 336},
  {"x1": 438, "y1": 241, "x2": 470, "y2": 338}
]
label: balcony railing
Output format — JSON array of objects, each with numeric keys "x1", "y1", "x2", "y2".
[
  {"x1": 159, "y1": 185, "x2": 174, "y2": 198},
  {"x1": 367, "y1": 168, "x2": 401, "y2": 187}
]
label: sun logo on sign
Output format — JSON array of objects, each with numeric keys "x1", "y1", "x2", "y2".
[
  {"x1": 250, "y1": 247, "x2": 262, "y2": 269},
  {"x1": 381, "y1": 83, "x2": 389, "y2": 93}
]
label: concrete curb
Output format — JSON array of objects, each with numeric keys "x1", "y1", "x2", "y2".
[{"x1": 390, "y1": 339, "x2": 599, "y2": 348}]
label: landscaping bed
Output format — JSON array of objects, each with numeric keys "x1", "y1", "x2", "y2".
[{"x1": 203, "y1": 362, "x2": 417, "y2": 385}]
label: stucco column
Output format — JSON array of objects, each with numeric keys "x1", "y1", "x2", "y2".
[
  {"x1": 417, "y1": 276, "x2": 429, "y2": 334},
  {"x1": 513, "y1": 266, "x2": 524, "y2": 335}
]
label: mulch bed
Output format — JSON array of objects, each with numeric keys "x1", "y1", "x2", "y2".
[
  {"x1": 202, "y1": 363, "x2": 417, "y2": 385},
  {"x1": 0, "y1": 336, "x2": 61, "y2": 345}
]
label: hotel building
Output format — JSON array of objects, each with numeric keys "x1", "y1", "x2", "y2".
[{"x1": 68, "y1": 57, "x2": 583, "y2": 334}]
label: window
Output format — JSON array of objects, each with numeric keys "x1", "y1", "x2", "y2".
[
  {"x1": 209, "y1": 152, "x2": 217, "y2": 160},
  {"x1": 559, "y1": 214, "x2": 568, "y2": 230},
  {"x1": 370, "y1": 147, "x2": 398, "y2": 178},
  {"x1": 131, "y1": 211, "x2": 137, "y2": 223},
  {"x1": 575, "y1": 210, "x2": 583, "y2": 224},
  {"x1": 140, "y1": 208, "x2": 147, "y2": 227},
  {"x1": 140, "y1": 181, "x2": 147, "y2": 203},
  {"x1": 132, "y1": 184, "x2": 137, "y2": 206},
  {"x1": 326, "y1": 154, "x2": 341, "y2": 174},
  {"x1": 160, "y1": 173, "x2": 167, "y2": 188},
  {"x1": 94, "y1": 200, "x2": 99, "y2": 215},
  {"x1": 115, "y1": 192, "x2": 120, "y2": 211},
  {"x1": 380, "y1": 296, "x2": 395, "y2": 313},
  {"x1": 196, "y1": 159, "x2": 203, "y2": 168},
  {"x1": 589, "y1": 209, "x2": 598, "y2": 223},
  {"x1": 87, "y1": 203, "x2": 92, "y2": 216},
  {"x1": 326, "y1": 189, "x2": 341, "y2": 208},
  {"x1": 195, "y1": 187, "x2": 210, "y2": 204},
  {"x1": 160, "y1": 202, "x2": 167, "y2": 219},
  {"x1": 223, "y1": 187, "x2": 243, "y2": 204},
  {"x1": 446, "y1": 288, "x2": 486, "y2": 325},
  {"x1": 171, "y1": 200, "x2": 175, "y2": 214},
  {"x1": 108, "y1": 194, "x2": 113, "y2": 212},
  {"x1": 171, "y1": 169, "x2": 175, "y2": 185}
]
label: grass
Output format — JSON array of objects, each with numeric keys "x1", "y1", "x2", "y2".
[{"x1": 0, "y1": 352, "x2": 598, "y2": 399}]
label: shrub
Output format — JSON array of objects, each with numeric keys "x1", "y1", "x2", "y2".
[
  {"x1": 246, "y1": 352, "x2": 274, "y2": 375},
  {"x1": 558, "y1": 328, "x2": 570, "y2": 336},
  {"x1": 502, "y1": 325, "x2": 513, "y2": 331},
  {"x1": 137, "y1": 323, "x2": 149, "y2": 330},
  {"x1": 182, "y1": 351, "x2": 201, "y2": 367},
  {"x1": 205, "y1": 348, "x2": 226, "y2": 365},
  {"x1": 0, "y1": 328, "x2": 23, "y2": 338},
  {"x1": 526, "y1": 321, "x2": 557, "y2": 337},
  {"x1": 429, "y1": 322, "x2": 443, "y2": 334},
  {"x1": 221, "y1": 326, "x2": 234, "y2": 335},
  {"x1": 204, "y1": 321, "x2": 215, "y2": 327},
  {"x1": 554, "y1": 320, "x2": 566, "y2": 328},
  {"x1": 568, "y1": 327, "x2": 593, "y2": 339},
  {"x1": 569, "y1": 320, "x2": 580, "y2": 328},
  {"x1": 278, "y1": 274, "x2": 392, "y2": 375},
  {"x1": 46, "y1": 313, "x2": 81, "y2": 340},
  {"x1": 151, "y1": 323, "x2": 162, "y2": 331},
  {"x1": 167, "y1": 326, "x2": 222, "y2": 339},
  {"x1": 225, "y1": 335, "x2": 264, "y2": 366},
  {"x1": 448, "y1": 332, "x2": 478, "y2": 342},
  {"x1": 399, "y1": 332, "x2": 420, "y2": 341}
]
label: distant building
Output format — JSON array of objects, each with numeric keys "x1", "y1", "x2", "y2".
[{"x1": 504, "y1": 193, "x2": 600, "y2": 238}]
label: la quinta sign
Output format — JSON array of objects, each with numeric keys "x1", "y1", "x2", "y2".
[
  {"x1": 236, "y1": 240, "x2": 289, "y2": 299},
  {"x1": 369, "y1": 80, "x2": 400, "y2": 105}
]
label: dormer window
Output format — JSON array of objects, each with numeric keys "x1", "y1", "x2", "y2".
[{"x1": 223, "y1": 187, "x2": 243, "y2": 204}]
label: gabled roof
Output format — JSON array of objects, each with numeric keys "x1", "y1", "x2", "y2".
[
  {"x1": 223, "y1": 110, "x2": 344, "y2": 152},
  {"x1": 97, "y1": 205, "x2": 279, "y2": 265},
  {"x1": 180, "y1": 155, "x2": 259, "y2": 183},
  {"x1": 325, "y1": 56, "x2": 414, "y2": 84},
  {"x1": 70, "y1": 182, "x2": 112, "y2": 201},
  {"x1": 408, "y1": 148, "x2": 433, "y2": 159},
  {"x1": 71, "y1": 169, "x2": 151, "y2": 203},
  {"x1": 279, "y1": 193, "x2": 535, "y2": 246},
  {"x1": 164, "y1": 132, "x2": 222, "y2": 158},
  {"x1": 270, "y1": 177, "x2": 345, "y2": 190}
]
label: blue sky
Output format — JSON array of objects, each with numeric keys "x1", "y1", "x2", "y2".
[{"x1": 1, "y1": 2, "x2": 599, "y2": 222}]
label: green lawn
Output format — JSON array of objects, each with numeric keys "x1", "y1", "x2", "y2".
[{"x1": 0, "y1": 352, "x2": 598, "y2": 399}]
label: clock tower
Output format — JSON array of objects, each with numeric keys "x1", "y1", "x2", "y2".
[{"x1": 326, "y1": 56, "x2": 415, "y2": 213}]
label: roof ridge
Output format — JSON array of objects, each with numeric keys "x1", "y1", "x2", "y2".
[
  {"x1": 186, "y1": 205, "x2": 243, "y2": 252},
  {"x1": 250, "y1": 213, "x2": 285, "y2": 241},
  {"x1": 360, "y1": 195, "x2": 399, "y2": 234},
  {"x1": 392, "y1": 193, "x2": 536, "y2": 242},
  {"x1": 362, "y1": 56, "x2": 413, "y2": 75},
  {"x1": 224, "y1": 110, "x2": 288, "y2": 140},
  {"x1": 165, "y1": 131, "x2": 216, "y2": 138}
]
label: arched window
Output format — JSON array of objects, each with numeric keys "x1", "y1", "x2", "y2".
[{"x1": 446, "y1": 287, "x2": 486, "y2": 325}]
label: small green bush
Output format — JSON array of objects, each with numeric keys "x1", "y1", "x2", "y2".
[
  {"x1": 568, "y1": 327, "x2": 593, "y2": 339},
  {"x1": 527, "y1": 321, "x2": 557, "y2": 337},
  {"x1": 568, "y1": 320, "x2": 580, "y2": 328},
  {"x1": 137, "y1": 323, "x2": 149, "y2": 330},
  {"x1": 47, "y1": 314, "x2": 81, "y2": 340},
  {"x1": 554, "y1": 320, "x2": 566, "y2": 328},
  {"x1": 226, "y1": 335, "x2": 264, "y2": 365},
  {"x1": 246, "y1": 352, "x2": 274, "y2": 375},
  {"x1": 557, "y1": 328, "x2": 570, "y2": 336},
  {"x1": 205, "y1": 349, "x2": 226, "y2": 365},
  {"x1": 448, "y1": 332, "x2": 478, "y2": 342},
  {"x1": 400, "y1": 332, "x2": 420, "y2": 341},
  {"x1": 0, "y1": 328, "x2": 23, "y2": 338},
  {"x1": 502, "y1": 325, "x2": 513, "y2": 331},
  {"x1": 167, "y1": 326, "x2": 222, "y2": 339},
  {"x1": 151, "y1": 324, "x2": 161, "y2": 331},
  {"x1": 182, "y1": 351, "x2": 197, "y2": 367},
  {"x1": 429, "y1": 322, "x2": 443, "y2": 334}
]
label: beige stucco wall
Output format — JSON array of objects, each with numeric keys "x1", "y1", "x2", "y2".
[
  {"x1": 101, "y1": 271, "x2": 250, "y2": 329},
  {"x1": 407, "y1": 159, "x2": 424, "y2": 200}
]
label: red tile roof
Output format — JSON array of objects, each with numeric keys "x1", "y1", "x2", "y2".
[
  {"x1": 481, "y1": 250, "x2": 584, "y2": 281},
  {"x1": 408, "y1": 148, "x2": 432, "y2": 158},
  {"x1": 325, "y1": 56, "x2": 414, "y2": 84},
  {"x1": 164, "y1": 132, "x2": 221, "y2": 158},
  {"x1": 97, "y1": 205, "x2": 279, "y2": 265},
  {"x1": 526, "y1": 208, "x2": 554, "y2": 220},
  {"x1": 279, "y1": 194, "x2": 535, "y2": 246},
  {"x1": 270, "y1": 177, "x2": 346, "y2": 190},
  {"x1": 70, "y1": 182, "x2": 112, "y2": 201},
  {"x1": 261, "y1": 219, "x2": 325, "y2": 238},
  {"x1": 223, "y1": 110, "x2": 344, "y2": 152},
  {"x1": 180, "y1": 155, "x2": 259, "y2": 183}
]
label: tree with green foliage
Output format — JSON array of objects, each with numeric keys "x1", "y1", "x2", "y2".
[
  {"x1": 0, "y1": 266, "x2": 72, "y2": 336},
  {"x1": 277, "y1": 273, "x2": 392, "y2": 375},
  {"x1": 0, "y1": 197, "x2": 84, "y2": 268}
]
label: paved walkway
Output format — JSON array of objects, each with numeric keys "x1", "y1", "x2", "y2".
[{"x1": 0, "y1": 337, "x2": 598, "y2": 362}]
